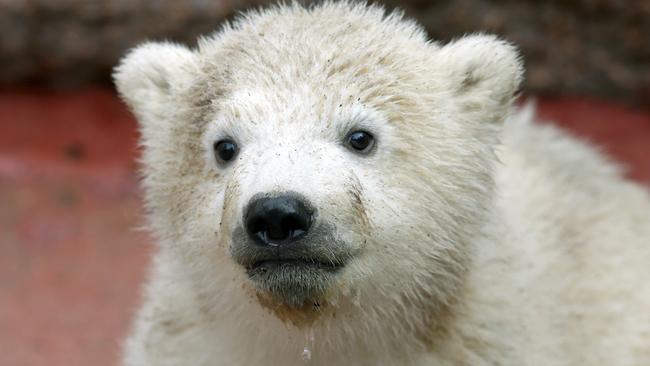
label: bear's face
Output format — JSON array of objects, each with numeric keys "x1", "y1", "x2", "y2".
[
  {"x1": 115, "y1": 4, "x2": 521, "y2": 328},
  {"x1": 207, "y1": 88, "x2": 394, "y2": 309}
]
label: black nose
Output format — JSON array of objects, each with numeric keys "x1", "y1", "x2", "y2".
[{"x1": 244, "y1": 195, "x2": 313, "y2": 246}]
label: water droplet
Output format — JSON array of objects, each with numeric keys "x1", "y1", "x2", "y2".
[
  {"x1": 301, "y1": 346, "x2": 312, "y2": 361},
  {"x1": 301, "y1": 328, "x2": 315, "y2": 362}
]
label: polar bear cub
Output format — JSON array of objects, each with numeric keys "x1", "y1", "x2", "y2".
[{"x1": 114, "y1": 2, "x2": 650, "y2": 365}]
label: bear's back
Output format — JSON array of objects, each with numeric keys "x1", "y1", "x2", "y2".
[{"x1": 492, "y1": 105, "x2": 650, "y2": 364}]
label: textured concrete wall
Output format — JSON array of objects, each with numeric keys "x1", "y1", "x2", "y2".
[{"x1": 1, "y1": 0, "x2": 649, "y2": 105}]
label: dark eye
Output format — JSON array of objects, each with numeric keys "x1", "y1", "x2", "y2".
[
  {"x1": 346, "y1": 130, "x2": 375, "y2": 153},
  {"x1": 214, "y1": 140, "x2": 238, "y2": 163}
]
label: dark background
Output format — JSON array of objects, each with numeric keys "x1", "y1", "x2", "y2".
[
  {"x1": 1, "y1": 1, "x2": 649, "y2": 365},
  {"x1": 2, "y1": 0, "x2": 649, "y2": 105}
]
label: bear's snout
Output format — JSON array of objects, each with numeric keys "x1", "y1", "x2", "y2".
[
  {"x1": 244, "y1": 194, "x2": 314, "y2": 247},
  {"x1": 228, "y1": 192, "x2": 355, "y2": 307}
]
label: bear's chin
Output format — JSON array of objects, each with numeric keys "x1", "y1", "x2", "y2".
[{"x1": 246, "y1": 259, "x2": 342, "y2": 309}]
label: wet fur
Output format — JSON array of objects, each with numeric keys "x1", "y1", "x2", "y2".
[{"x1": 114, "y1": 2, "x2": 650, "y2": 365}]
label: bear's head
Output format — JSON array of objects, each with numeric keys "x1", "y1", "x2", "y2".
[{"x1": 115, "y1": 1, "x2": 521, "y2": 352}]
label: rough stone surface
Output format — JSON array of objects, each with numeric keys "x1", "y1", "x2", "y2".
[
  {"x1": 0, "y1": 0, "x2": 263, "y2": 85},
  {"x1": 0, "y1": 0, "x2": 649, "y2": 102}
]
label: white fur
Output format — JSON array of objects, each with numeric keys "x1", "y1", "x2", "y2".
[{"x1": 114, "y1": 2, "x2": 650, "y2": 365}]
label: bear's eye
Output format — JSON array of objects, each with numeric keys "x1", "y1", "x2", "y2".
[
  {"x1": 213, "y1": 139, "x2": 238, "y2": 163},
  {"x1": 346, "y1": 130, "x2": 375, "y2": 153}
]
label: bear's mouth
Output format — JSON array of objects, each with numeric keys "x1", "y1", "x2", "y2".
[
  {"x1": 245, "y1": 258, "x2": 344, "y2": 308},
  {"x1": 247, "y1": 258, "x2": 343, "y2": 272},
  {"x1": 229, "y1": 224, "x2": 353, "y2": 307}
]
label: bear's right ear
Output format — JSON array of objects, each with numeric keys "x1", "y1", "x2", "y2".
[
  {"x1": 113, "y1": 42, "x2": 197, "y2": 124},
  {"x1": 433, "y1": 34, "x2": 523, "y2": 123}
]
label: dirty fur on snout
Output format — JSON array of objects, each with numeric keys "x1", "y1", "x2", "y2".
[{"x1": 114, "y1": 2, "x2": 650, "y2": 365}]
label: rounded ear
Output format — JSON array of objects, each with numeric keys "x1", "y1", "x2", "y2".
[
  {"x1": 435, "y1": 34, "x2": 524, "y2": 121},
  {"x1": 113, "y1": 42, "x2": 197, "y2": 124}
]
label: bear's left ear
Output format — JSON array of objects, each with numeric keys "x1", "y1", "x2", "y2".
[
  {"x1": 434, "y1": 34, "x2": 523, "y2": 120},
  {"x1": 113, "y1": 42, "x2": 198, "y2": 125}
]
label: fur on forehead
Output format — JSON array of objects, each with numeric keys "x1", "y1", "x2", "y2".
[
  {"x1": 114, "y1": 1, "x2": 523, "y2": 134},
  {"x1": 197, "y1": 1, "x2": 431, "y2": 70},
  {"x1": 192, "y1": 2, "x2": 433, "y2": 110}
]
